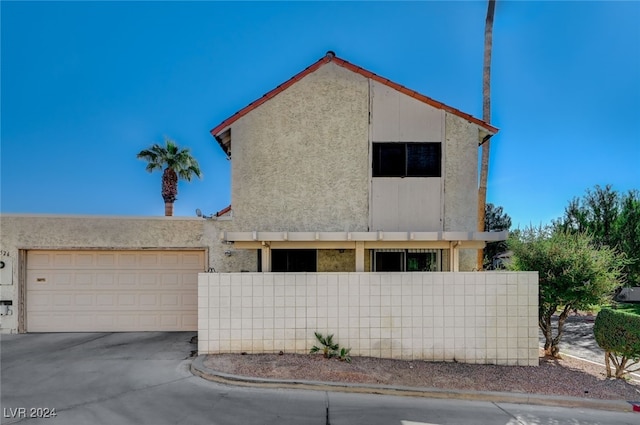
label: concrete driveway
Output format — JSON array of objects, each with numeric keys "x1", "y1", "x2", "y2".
[{"x1": 0, "y1": 332, "x2": 329, "y2": 424}]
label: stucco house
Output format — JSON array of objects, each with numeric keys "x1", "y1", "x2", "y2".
[
  {"x1": 211, "y1": 51, "x2": 504, "y2": 272},
  {"x1": 199, "y1": 52, "x2": 538, "y2": 365},
  {"x1": 0, "y1": 52, "x2": 538, "y2": 366}
]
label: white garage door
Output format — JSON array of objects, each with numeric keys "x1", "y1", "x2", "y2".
[{"x1": 26, "y1": 250, "x2": 205, "y2": 332}]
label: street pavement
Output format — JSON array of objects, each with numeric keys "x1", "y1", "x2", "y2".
[
  {"x1": 1, "y1": 332, "x2": 638, "y2": 425},
  {"x1": 539, "y1": 315, "x2": 604, "y2": 363}
]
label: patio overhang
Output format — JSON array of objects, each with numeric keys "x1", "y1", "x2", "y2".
[
  {"x1": 220, "y1": 231, "x2": 507, "y2": 272},
  {"x1": 220, "y1": 230, "x2": 507, "y2": 248}
]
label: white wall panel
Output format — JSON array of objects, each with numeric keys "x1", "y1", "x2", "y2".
[
  {"x1": 199, "y1": 272, "x2": 539, "y2": 366},
  {"x1": 371, "y1": 80, "x2": 444, "y2": 142},
  {"x1": 371, "y1": 178, "x2": 442, "y2": 231}
]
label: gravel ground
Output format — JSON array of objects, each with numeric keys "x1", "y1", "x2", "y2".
[{"x1": 204, "y1": 351, "x2": 640, "y2": 401}]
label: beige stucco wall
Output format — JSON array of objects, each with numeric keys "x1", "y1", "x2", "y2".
[
  {"x1": 198, "y1": 271, "x2": 539, "y2": 366},
  {"x1": 443, "y1": 113, "x2": 481, "y2": 271},
  {"x1": 229, "y1": 62, "x2": 370, "y2": 232},
  {"x1": 0, "y1": 214, "x2": 255, "y2": 333}
]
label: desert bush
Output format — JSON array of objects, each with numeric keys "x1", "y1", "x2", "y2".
[
  {"x1": 309, "y1": 332, "x2": 339, "y2": 358},
  {"x1": 310, "y1": 332, "x2": 351, "y2": 362}
]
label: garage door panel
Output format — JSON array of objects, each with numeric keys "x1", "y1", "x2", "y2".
[
  {"x1": 75, "y1": 294, "x2": 93, "y2": 306},
  {"x1": 183, "y1": 293, "x2": 197, "y2": 307},
  {"x1": 76, "y1": 273, "x2": 93, "y2": 285},
  {"x1": 140, "y1": 254, "x2": 159, "y2": 267},
  {"x1": 97, "y1": 274, "x2": 115, "y2": 287},
  {"x1": 183, "y1": 314, "x2": 197, "y2": 328},
  {"x1": 118, "y1": 294, "x2": 137, "y2": 306},
  {"x1": 119, "y1": 273, "x2": 137, "y2": 286},
  {"x1": 139, "y1": 294, "x2": 158, "y2": 306},
  {"x1": 76, "y1": 253, "x2": 95, "y2": 266},
  {"x1": 28, "y1": 293, "x2": 50, "y2": 308},
  {"x1": 52, "y1": 294, "x2": 73, "y2": 307},
  {"x1": 118, "y1": 253, "x2": 137, "y2": 267},
  {"x1": 96, "y1": 253, "x2": 116, "y2": 267},
  {"x1": 183, "y1": 253, "x2": 204, "y2": 267},
  {"x1": 161, "y1": 273, "x2": 179, "y2": 286},
  {"x1": 28, "y1": 252, "x2": 53, "y2": 267},
  {"x1": 161, "y1": 253, "x2": 180, "y2": 266},
  {"x1": 27, "y1": 250, "x2": 204, "y2": 332},
  {"x1": 53, "y1": 253, "x2": 74, "y2": 267},
  {"x1": 161, "y1": 294, "x2": 179, "y2": 306}
]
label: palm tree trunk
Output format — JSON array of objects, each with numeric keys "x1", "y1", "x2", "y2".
[
  {"x1": 164, "y1": 202, "x2": 174, "y2": 217},
  {"x1": 477, "y1": 0, "x2": 496, "y2": 270},
  {"x1": 162, "y1": 168, "x2": 178, "y2": 216}
]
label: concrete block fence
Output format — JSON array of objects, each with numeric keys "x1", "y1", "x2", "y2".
[{"x1": 198, "y1": 272, "x2": 539, "y2": 366}]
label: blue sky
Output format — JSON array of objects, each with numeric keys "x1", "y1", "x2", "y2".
[{"x1": 2, "y1": 1, "x2": 638, "y2": 228}]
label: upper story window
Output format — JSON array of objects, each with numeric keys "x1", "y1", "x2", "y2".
[{"x1": 372, "y1": 142, "x2": 441, "y2": 177}]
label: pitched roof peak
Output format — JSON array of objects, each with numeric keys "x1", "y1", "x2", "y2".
[{"x1": 211, "y1": 53, "x2": 498, "y2": 155}]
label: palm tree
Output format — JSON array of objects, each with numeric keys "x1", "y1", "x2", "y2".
[
  {"x1": 477, "y1": 0, "x2": 496, "y2": 270},
  {"x1": 137, "y1": 138, "x2": 202, "y2": 216}
]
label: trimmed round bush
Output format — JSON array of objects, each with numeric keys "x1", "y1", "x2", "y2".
[{"x1": 593, "y1": 308, "x2": 640, "y2": 377}]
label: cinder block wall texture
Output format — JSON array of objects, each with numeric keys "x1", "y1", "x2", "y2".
[{"x1": 198, "y1": 272, "x2": 539, "y2": 366}]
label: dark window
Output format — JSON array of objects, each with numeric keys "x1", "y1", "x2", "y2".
[
  {"x1": 406, "y1": 252, "x2": 437, "y2": 271},
  {"x1": 271, "y1": 249, "x2": 317, "y2": 272},
  {"x1": 373, "y1": 143, "x2": 405, "y2": 177},
  {"x1": 373, "y1": 142, "x2": 441, "y2": 177},
  {"x1": 257, "y1": 250, "x2": 262, "y2": 272},
  {"x1": 374, "y1": 251, "x2": 404, "y2": 271},
  {"x1": 374, "y1": 250, "x2": 440, "y2": 272}
]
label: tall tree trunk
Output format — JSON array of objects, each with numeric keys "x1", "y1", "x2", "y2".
[
  {"x1": 164, "y1": 202, "x2": 174, "y2": 217},
  {"x1": 540, "y1": 305, "x2": 556, "y2": 356},
  {"x1": 162, "y1": 168, "x2": 178, "y2": 216},
  {"x1": 477, "y1": 0, "x2": 496, "y2": 270}
]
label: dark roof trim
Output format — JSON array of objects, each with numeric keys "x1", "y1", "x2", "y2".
[{"x1": 215, "y1": 204, "x2": 232, "y2": 217}]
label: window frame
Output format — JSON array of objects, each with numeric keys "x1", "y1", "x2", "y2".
[
  {"x1": 373, "y1": 249, "x2": 441, "y2": 272},
  {"x1": 372, "y1": 142, "x2": 441, "y2": 178}
]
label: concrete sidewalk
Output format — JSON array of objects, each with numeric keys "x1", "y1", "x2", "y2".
[{"x1": 190, "y1": 355, "x2": 639, "y2": 413}]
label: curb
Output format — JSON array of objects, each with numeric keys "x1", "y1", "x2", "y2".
[{"x1": 190, "y1": 355, "x2": 636, "y2": 413}]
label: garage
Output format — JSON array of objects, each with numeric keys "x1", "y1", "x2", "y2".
[{"x1": 26, "y1": 250, "x2": 205, "y2": 332}]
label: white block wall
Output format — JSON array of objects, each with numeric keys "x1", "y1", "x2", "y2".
[{"x1": 198, "y1": 272, "x2": 539, "y2": 366}]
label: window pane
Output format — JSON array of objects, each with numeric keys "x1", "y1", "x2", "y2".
[
  {"x1": 406, "y1": 252, "x2": 436, "y2": 271},
  {"x1": 407, "y1": 143, "x2": 441, "y2": 177},
  {"x1": 375, "y1": 251, "x2": 404, "y2": 271},
  {"x1": 272, "y1": 250, "x2": 317, "y2": 272},
  {"x1": 373, "y1": 143, "x2": 405, "y2": 177},
  {"x1": 288, "y1": 250, "x2": 317, "y2": 272},
  {"x1": 271, "y1": 250, "x2": 288, "y2": 272}
]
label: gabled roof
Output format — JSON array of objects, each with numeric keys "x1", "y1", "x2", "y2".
[{"x1": 210, "y1": 51, "x2": 498, "y2": 156}]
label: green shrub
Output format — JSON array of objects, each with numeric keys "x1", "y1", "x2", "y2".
[
  {"x1": 310, "y1": 332, "x2": 339, "y2": 359},
  {"x1": 338, "y1": 347, "x2": 352, "y2": 363},
  {"x1": 615, "y1": 303, "x2": 640, "y2": 316},
  {"x1": 593, "y1": 308, "x2": 640, "y2": 378},
  {"x1": 310, "y1": 332, "x2": 352, "y2": 362}
]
